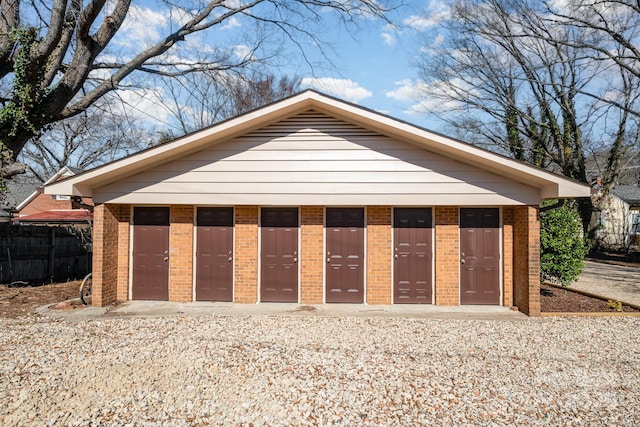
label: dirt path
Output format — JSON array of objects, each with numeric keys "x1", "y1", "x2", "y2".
[{"x1": 0, "y1": 281, "x2": 79, "y2": 318}]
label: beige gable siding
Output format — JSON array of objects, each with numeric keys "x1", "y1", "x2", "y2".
[{"x1": 93, "y1": 111, "x2": 540, "y2": 205}]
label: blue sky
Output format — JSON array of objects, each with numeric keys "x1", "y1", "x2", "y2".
[
  {"x1": 105, "y1": 1, "x2": 450, "y2": 132},
  {"x1": 295, "y1": 1, "x2": 448, "y2": 128}
]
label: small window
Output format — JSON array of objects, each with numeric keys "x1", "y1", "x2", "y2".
[
  {"x1": 54, "y1": 194, "x2": 70, "y2": 201},
  {"x1": 632, "y1": 212, "x2": 640, "y2": 234}
]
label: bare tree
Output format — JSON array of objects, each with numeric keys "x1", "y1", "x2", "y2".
[
  {"x1": 0, "y1": 0, "x2": 394, "y2": 180},
  {"x1": 19, "y1": 104, "x2": 154, "y2": 182},
  {"x1": 544, "y1": 0, "x2": 640, "y2": 81},
  {"x1": 541, "y1": 0, "x2": 640, "y2": 202},
  {"x1": 163, "y1": 72, "x2": 301, "y2": 135},
  {"x1": 227, "y1": 74, "x2": 301, "y2": 118},
  {"x1": 416, "y1": 0, "x2": 640, "y2": 232}
]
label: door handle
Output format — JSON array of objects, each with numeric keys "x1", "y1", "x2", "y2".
[
  {"x1": 228, "y1": 257, "x2": 233, "y2": 262},
  {"x1": 394, "y1": 254, "x2": 399, "y2": 259},
  {"x1": 164, "y1": 256, "x2": 169, "y2": 262},
  {"x1": 461, "y1": 259, "x2": 465, "y2": 264},
  {"x1": 293, "y1": 258, "x2": 298, "y2": 263}
]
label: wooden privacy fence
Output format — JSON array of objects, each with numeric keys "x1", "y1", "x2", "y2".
[{"x1": 0, "y1": 224, "x2": 91, "y2": 284}]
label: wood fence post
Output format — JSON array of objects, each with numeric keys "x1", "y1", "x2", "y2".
[{"x1": 48, "y1": 227, "x2": 56, "y2": 279}]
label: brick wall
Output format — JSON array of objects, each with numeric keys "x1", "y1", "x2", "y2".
[
  {"x1": 169, "y1": 205, "x2": 194, "y2": 303},
  {"x1": 19, "y1": 191, "x2": 93, "y2": 216},
  {"x1": 234, "y1": 206, "x2": 258, "y2": 303},
  {"x1": 435, "y1": 207, "x2": 459, "y2": 305},
  {"x1": 366, "y1": 207, "x2": 392, "y2": 304},
  {"x1": 300, "y1": 206, "x2": 323, "y2": 304},
  {"x1": 116, "y1": 206, "x2": 130, "y2": 301},
  {"x1": 513, "y1": 205, "x2": 541, "y2": 316},
  {"x1": 502, "y1": 207, "x2": 514, "y2": 308},
  {"x1": 92, "y1": 204, "x2": 119, "y2": 306},
  {"x1": 92, "y1": 202, "x2": 541, "y2": 315}
]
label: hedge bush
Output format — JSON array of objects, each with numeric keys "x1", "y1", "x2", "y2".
[{"x1": 540, "y1": 200, "x2": 589, "y2": 286}]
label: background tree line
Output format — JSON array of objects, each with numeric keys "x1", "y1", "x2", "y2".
[{"x1": 2, "y1": 0, "x2": 638, "y2": 250}]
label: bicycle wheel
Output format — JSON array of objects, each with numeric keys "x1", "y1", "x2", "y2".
[{"x1": 79, "y1": 273, "x2": 93, "y2": 305}]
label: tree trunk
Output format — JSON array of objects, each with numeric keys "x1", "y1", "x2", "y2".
[{"x1": 1, "y1": 158, "x2": 27, "y2": 179}]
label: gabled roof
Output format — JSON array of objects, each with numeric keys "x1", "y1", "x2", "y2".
[
  {"x1": 46, "y1": 90, "x2": 589, "y2": 201},
  {"x1": 17, "y1": 166, "x2": 80, "y2": 211},
  {"x1": 612, "y1": 185, "x2": 640, "y2": 207}
]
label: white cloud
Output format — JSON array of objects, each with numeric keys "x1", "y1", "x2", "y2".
[
  {"x1": 404, "y1": 15, "x2": 435, "y2": 31},
  {"x1": 386, "y1": 78, "x2": 470, "y2": 116},
  {"x1": 233, "y1": 44, "x2": 256, "y2": 61},
  {"x1": 381, "y1": 31, "x2": 396, "y2": 46},
  {"x1": 222, "y1": 0, "x2": 244, "y2": 8},
  {"x1": 110, "y1": 88, "x2": 173, "y2": 126},
  {"x1": 88, "y1": 68, "x2": 111, "y2": 81},
  {"x1": 381, "y1": 24, "x2": 397, "y2": 46},
  {"x1": 219, "y1": 16, "x2": 241, "y2": 31},
  {"x1": 404, "y1": 1, "x2": 450, "y2": 31},
  {"x1": 548, "y1": 0, "x2": 573, "y2": 14},
  {"x1": 386, "y1": 79, "x2": 423, "y2": 103},
  {"x1": 118, "y1": 5, "x2": 168, "y2": 49},
  {"x1": 301, "y1": 78, "x2": 372, "y2": 103},
  {"x1": 167, "y1": 6, "x2": 197, "y2": 27}
]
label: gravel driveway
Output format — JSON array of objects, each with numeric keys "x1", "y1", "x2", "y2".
[
  {"x1": 572, "y1": 260, "x2": 640, "y2": 306},
  {"x1": 1, "y1": 314, "x2": 639, "y2": 426}
]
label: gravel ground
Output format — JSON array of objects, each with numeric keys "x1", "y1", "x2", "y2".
[{"x1": 1, "y1": 315, "x2": 639, "y2": 426}]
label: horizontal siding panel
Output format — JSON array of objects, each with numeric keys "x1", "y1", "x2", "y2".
[
  {"x1": 122, "y1": 170, "x2": 515, "y2": 184},
  {"x1": 182, "y1": 148, "x2": 433, "y2": 162},
  {"x1": 95, "y1": 192, "x2": 540, "y2": 206},
  {"x1": 214, "y1": 137, "x2": 402, "y2": 151},
  {"x1": 97, "y1": 181, "x2": 536, "y2": 195},
  {"x1": 252, "y1": 115, "x2": 374, "y2": 136},
  {"x1": 155, "y1": 159, "x2": 469, "y2": 173},
  {"x1": 96, "y1": 110, "x2": 541, "y2": 206}
]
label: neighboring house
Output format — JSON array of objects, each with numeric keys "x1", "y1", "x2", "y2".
[
  {"x1": 46, "y1": 91, "x2": 589, "y2": 316},
  {"x1": 1, "y1": 167, "x2": 93, "y2": 284},
  {"x1": 15, "y1": 166, "x2": 93, "y2": 225},
  {"x1": 0, "y1": 180, "x2": 38, "y2": 222},
  {"x1": 596, "y1": 185, "x2": 640, "y2": 249}
]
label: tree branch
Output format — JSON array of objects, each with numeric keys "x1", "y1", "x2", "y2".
[{"x1": 0, "y1": 0, "x2": 20, "y2": 78}]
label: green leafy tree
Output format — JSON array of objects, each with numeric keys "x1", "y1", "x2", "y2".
[{"x1": 540, "y1": 201, "x2": 589, "y2": 286}]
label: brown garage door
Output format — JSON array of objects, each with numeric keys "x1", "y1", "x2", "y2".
[
  {"x1": 132, "y1": 207, "x2": 169, "y2": 300},
  {"x1": 394, "y1": 208, "x2": 433, "y2": 304},
  {"x1": 326, "y1": 208, "x2": 365, "y2": 303},
  {"x1": 196, "y1": 207, "x2": 234, "y2": 301},
  {"x1": 261, "y1": 208, "x2": 299, "y2": 302},
  {"x1": 460, "y1": 208, "x2": 500, "y2": 305}
]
